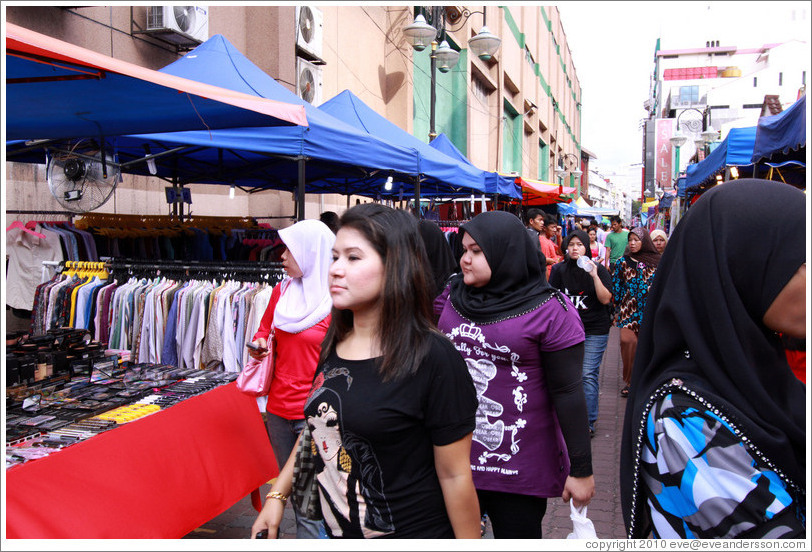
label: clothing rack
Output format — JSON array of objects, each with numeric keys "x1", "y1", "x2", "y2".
[
  {"x1": 105, "y1": 258, "x2": 285, "y2": 282},
  {"x1": 5, "y1": 210, "x2": 76, "y2": 223},
  {"x1": 434, "y1": 220, "x2": 468, "y2": 227}
]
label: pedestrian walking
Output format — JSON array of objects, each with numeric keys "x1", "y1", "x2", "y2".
[
  {"x1": 549, "y1": 229, "x2": 613, "y2": 437},
  {"x1": 252, "y1": 204, "x2": 480, "y2": 539},
  {"x1": 620, "y1": 179, "x2": 806, "y2": 539},
  {"x1": 612, "y1": 227, "x2": 660, "y2": 397},
  {"x1": 435, "y1": 211, "x2": 594, "y2": 539}
]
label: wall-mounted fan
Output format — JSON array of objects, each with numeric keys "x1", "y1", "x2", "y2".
[{"x1": 46, "y1": 147, "x2": 120, "y2": 213}]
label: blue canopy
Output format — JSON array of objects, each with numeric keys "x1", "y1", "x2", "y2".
[
  {"x1": 751, "y1": 95, "x2": 806, "y2": 164},
  {"x1": 114, "y1": 35, "x2": 425, "y2": 193},
  {"x1": 10, "y1": 34, "x2": 470, "y2": 199},
  {"x1": 684, "y1": 126, "x2": 757, "y2": 190},
  {"x1": 428, "y1": 133, "x2": 521, "y2": 199},
  {"x1": 6, "y1": 23, "x2": 307, "y2": 142},
  {"x1": 318, "y1": 90, "x2": 486, "y2": 196}
]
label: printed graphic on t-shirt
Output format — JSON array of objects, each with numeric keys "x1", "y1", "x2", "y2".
[
  {"x1": 305, "y1": 381, "x2": 395, "y2": 538},
  {"x1": 446, "y1": 322, "x2": 526, "y2": 469},
  {"x1": 561, "y1": 287, "x2": 588, "y2": 310}
]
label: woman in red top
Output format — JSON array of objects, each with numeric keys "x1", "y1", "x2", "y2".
[{"x1": 249, "y1": 218, "x2": 335, "y2": 538}]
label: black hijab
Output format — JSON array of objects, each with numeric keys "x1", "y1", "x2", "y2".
[
  {"x1": 557, "y1": 229, "x2": 595, "y2": 292},
  {"x1": 448, "y1": 211, "x2": 557, "y2": 324},
  {"x1": 418, "y1": 220, "x2": 457, "y2": 297},
  {"x1": 620, "y1": 179, "x2": 807, "y2": 536},
  {"x1": 624, "y1": 226, "x2": 661, "y2": 269}
]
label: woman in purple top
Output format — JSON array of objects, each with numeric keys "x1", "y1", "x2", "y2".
[{"x1": 434, "y1": 211, "x2": 594, "y2": 539}]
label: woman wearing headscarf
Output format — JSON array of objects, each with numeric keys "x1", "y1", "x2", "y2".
[
  {"x1": 649, "y1": 229, "x2": 668, "y2": 254},
  {"x1": 248, "y1": 219, "x2": 335, "y2": 538},
  {"x1": 620, "y1": 180, "x2": 806, "y2": 539},
  {"x1": 434, "y1": 211, "x2": 594, "y2": 539},
  {"x1": 418, "y1": 219, "x2": 457, "y2": 298},
  {"x1": 612, "y1": 226, "x2": 660, "y2": 397},
  {"x1": 549, "y1": 229, "x2": 613, "y2": 437}
]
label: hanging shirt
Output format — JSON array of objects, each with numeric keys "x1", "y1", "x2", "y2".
[{"x1": 5, "y1": 226, "x2": 65, "y2": 310}]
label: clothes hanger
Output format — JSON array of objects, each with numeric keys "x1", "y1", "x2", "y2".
[{"x1": 6, "y1": 220, "x2": 46, "y2": 239}]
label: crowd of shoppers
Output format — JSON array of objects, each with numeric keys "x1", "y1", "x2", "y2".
[{"x1": 245, "y1": 185, "x2": 804, "y2": 540}]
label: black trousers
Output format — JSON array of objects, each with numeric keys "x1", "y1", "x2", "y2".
[{"x1": 477, "y1": 489, "x2": 548, "y2": 539}]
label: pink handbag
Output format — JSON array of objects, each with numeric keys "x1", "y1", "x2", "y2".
[{"x1": 236, "y1": 329, "x2": 275, "y2": 396}]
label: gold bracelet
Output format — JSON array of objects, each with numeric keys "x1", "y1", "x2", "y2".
[{"x1": 265, "y1": 491, "x2": 288, "y2": 504}]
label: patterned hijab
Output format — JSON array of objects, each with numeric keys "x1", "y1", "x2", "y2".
[
  {"x1": 620, "y1": 180, "x2": 807, "y2": 536},
  {"x1": 624, "y1": 226, "x2": 661, "y2": 268},
  {"x1": 273, "y1": 219, "x2": 336, "y2": 333},
  {"x1": 448, "y1": 211, "x2": 557, "y2": 324}
]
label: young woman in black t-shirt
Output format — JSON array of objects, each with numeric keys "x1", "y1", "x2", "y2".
[
  {"x1": 252, "y1": 204, "x2": 479, "y2": 539},
  {"x1": 549, "y1": 229, "x2": 613, "y2": 436}
]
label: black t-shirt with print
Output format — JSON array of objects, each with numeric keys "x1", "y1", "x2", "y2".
[
  {"x1": 549, "y1": 262, "x2": 613, "y2": 335},
  {"x1": 302, "y1": 332, "x2": 477, "y2": 539}
]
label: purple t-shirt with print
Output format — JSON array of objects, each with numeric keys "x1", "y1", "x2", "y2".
[{"x1": 435, "y1": 288, "x2": 585, "y2": 498}]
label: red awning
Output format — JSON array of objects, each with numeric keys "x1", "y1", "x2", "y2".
[
  {"x1": 6, "y1": 23, "x2": 308, "y2": 141},
  {"x1": 513, "y1": 176, "x2": 576, "y2": 205}
]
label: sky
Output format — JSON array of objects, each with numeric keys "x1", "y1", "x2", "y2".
[{"x1": 555, "y1": 0, "x2": 811, "y2": 178}]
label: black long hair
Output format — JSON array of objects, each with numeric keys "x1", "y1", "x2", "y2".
[{"x1": 320, "y1": 204, "x2": 437, "y2": 381}]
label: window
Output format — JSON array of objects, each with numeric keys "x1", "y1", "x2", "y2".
[
  {"x1": 679, "y1": 85, "x2": 699, "y2": 104},
  {"x1": 754, "y1": 77, "x2": 758, "y2": 87},
  {"x1": 525, "y1": 46, "x2": 535, "y2": 68},
  {"x1": 779, "y1": 72, "x2": 783, "y2": 86},
  {"x1": 502, "y1": 101, "x2": 521, "y2": 173},
  {"x1": 538, "y1": 139, "x2": 549, "y2": 181},
  {"x1": 469, "y1": 76, "x2": 491, "y2": 170}
]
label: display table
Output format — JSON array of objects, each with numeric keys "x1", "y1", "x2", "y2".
[{"x1": 5, "y1": 382, "x2": 278, "y2": 538}]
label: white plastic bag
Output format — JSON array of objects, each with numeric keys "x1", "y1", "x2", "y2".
[{"x1": 566, "y1": 502, "x2": 598, "y2": 539}]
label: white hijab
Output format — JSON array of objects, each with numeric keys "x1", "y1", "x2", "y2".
[{"x1": 273, "y1": 219, "x2": 336, "y2": 333}]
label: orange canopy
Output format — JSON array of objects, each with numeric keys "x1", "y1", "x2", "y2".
[{"x1": 507, "y1": 176, "x2": 576, "y2": 205}]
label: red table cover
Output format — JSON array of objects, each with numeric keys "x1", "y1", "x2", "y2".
[{"x1": 5, "y1": 382, "x2": 278, "y2": 538}]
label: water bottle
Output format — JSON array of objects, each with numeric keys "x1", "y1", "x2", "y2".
[{"x1": 577, "y1": 256, "x2": 593, "y2": 272}]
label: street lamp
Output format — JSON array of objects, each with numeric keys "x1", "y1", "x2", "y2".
[
  {"x1": 669, "y1": 106, "x2": 717, "y2": 181},
  {"x1": 403, "y1": 6, "x2": 502, "y2": 139},
  {"x1": 556, "y1": 152, "x2": 582, "y2": 196}
]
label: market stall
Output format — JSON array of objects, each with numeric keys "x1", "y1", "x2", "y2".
[
  {"x1": 751, "y1": 94, "x2": 806, "y2": 188},
  {"x1": 6, "y1": 381, "x2": 276, "y2": 539},
  {"x1": 515, "y1": 177, "x2": 576, "y2": 205},
  {"x1": 684, "y1": 125, "x2": 757, "y2": 196}
]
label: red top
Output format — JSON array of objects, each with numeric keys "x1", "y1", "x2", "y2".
[
  {"x1": 253, "y1": 282, "x2": 331, "y2": 419},
  {"x1": 539, "y1": 234, "x2": 560, "y2": 278},
  {"x1": 786, "y1": 349, "x2": 806, "y2": 385}
]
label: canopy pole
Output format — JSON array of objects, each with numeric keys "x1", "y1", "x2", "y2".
[
  {"x1": 413, "y1": 176, "x2": 421, "y2": 219},
  {"x1": 297, "y1": 157, "x2": 306, "y2": 221}
]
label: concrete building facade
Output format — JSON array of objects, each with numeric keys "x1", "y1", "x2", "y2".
[
  {"x1": 5, "y1": 5, "x2": 583, "y2": 225},
  {"x1": 642, "y1": 36, "x2": 809, "y2": 192}
]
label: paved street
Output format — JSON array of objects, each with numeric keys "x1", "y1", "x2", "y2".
[{"x1": 183, "y1": 326, "x2": 628, "y2": 540}]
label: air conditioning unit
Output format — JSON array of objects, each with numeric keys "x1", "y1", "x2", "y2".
[
  {"x1": 296, "y1": 57, "x2": 323, "y2": 106},
  {"x1": 295, "y1": 6, "x2": 323, "y2": 59},
  {"x1": 146, "y1": 6, "x2": 208, "y2": 45}
]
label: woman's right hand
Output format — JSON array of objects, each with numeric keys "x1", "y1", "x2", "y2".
[
  {"x1": 248, "y1": 337, "x2": 270, "y2": 359},
  {"x1": 250, "y1": 496, "x2": 286, "y2": 538}
]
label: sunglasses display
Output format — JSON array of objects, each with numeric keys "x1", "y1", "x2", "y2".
[{"x1": 6, "y1": 331, "x2": 239, "y2": 470}]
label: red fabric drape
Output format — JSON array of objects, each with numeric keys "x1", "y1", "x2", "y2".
[{"x1": 5, "y1": 382, "x2": 277, "y2": 539}]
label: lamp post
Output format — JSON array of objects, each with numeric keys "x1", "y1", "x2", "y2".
[
  {"x1": 555, "y1": 152, "x2": 583, "y2": 197},
  {"x1": 403, "y1": 6, "x2": 502, "y2": 140},
  {"x1": 669, "y1": 106, "x2": 717, "y2": 182},
  {"x1": 403, "y1": 6, "x2": 502, "y2": 217}
]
